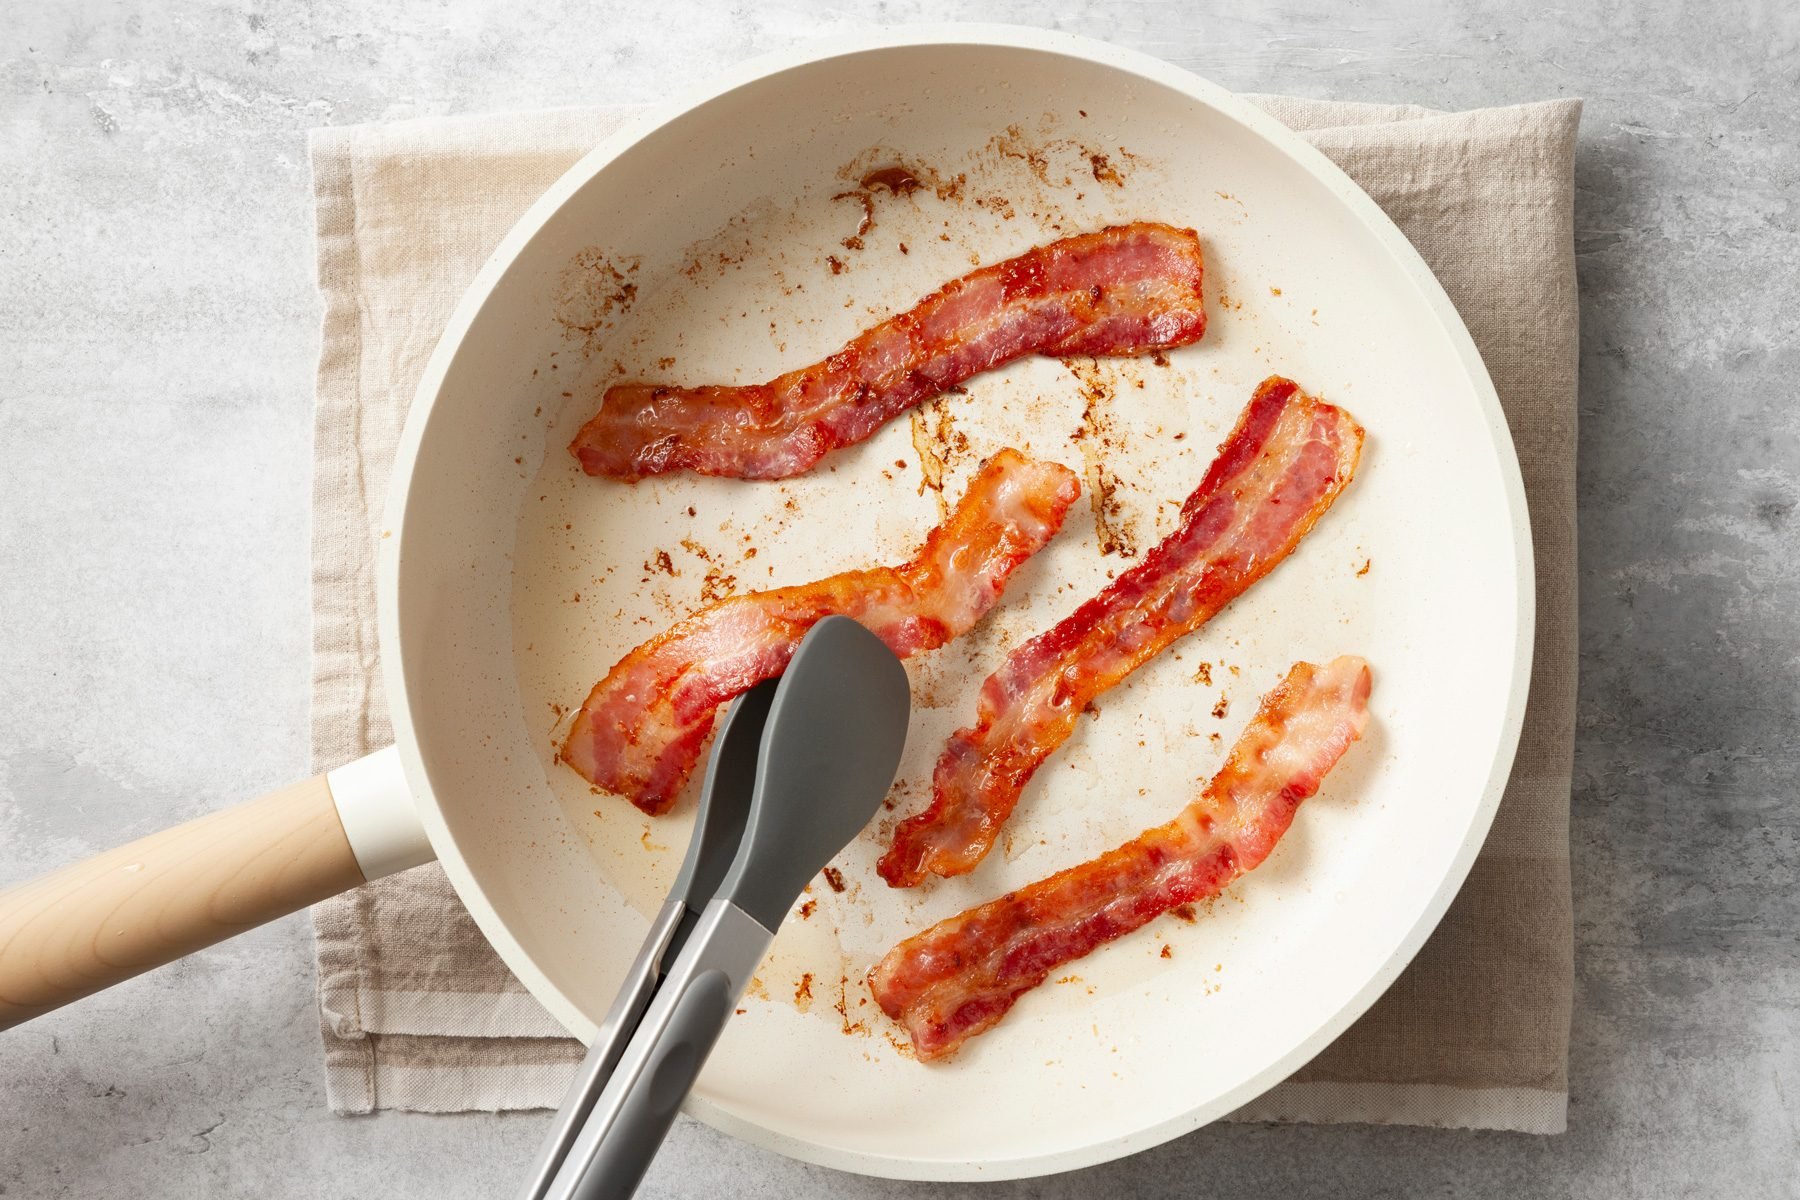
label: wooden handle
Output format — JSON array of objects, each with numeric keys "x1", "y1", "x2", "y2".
[{"x1": 0, "y1": 775, "x2": 368, "y2": 1030}]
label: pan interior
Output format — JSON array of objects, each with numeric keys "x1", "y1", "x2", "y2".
[{"x1": 389, "y1": 33, "x2": 1527, "y2": 1180}]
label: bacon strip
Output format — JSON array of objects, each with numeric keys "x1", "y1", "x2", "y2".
[
  {"x1": 560, "y1": 450, "x2": 1080, "y2": 814},
  {"x1": 878, "y1": 376, "x2": 1364, "y2": 887},
  {"x1": 872, "y1": 656, "x2": 1372, "y2": 1061},
  {"x1": 570, "y1": 223, "x2": 1207, "y2": 481}
]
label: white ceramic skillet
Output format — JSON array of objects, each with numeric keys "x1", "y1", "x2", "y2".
[{"x1": 0, "y1": 25, "x2": 1532, "y2": 1182}]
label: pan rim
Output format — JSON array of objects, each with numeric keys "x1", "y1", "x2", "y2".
[{"x1": 377, "y1": 22, "x2": 1536, "y2": 1181}]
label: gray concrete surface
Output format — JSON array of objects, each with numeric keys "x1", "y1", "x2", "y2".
[{"x1": 3, "y1": 1, "x2": 1797, "y2": 1196}]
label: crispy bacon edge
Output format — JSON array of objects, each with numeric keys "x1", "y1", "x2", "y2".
[
  {"x1": 870, "y1": 655, "x2": 1373, "y2": 1062},
  {"x1": 559, "y1": 449, "x2": 1081, "y2": 814},
  {"x1": 877, "y1": 376, "x2": 1366, "y2": 887},
  {"x1": 569, "y1": 222, "x2": 1207, "y2": 481}
]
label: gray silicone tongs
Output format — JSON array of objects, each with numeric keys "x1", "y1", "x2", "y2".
[{"x1": 518, "y1": 616, "x2": 910, "y2": 1200}]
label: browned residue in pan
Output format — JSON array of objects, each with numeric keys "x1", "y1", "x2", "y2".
[
  {"x1": 677, "y1": 211, "x2": 759, "y2": 280},
  {"x1": 833, "y1": 189, "x2": 876, "y2": 239},
  {"x1": 1089, "y1": 152, "x2": 1125, "y2": 186},
  {"x1": 835, "y1": 152, "x2": 966, "y2": 201},
  {"x1": 991, "y1": 125, "x2": 1054, "y2": 186},
  {"x1": 834, "y1": 974, "x2": 871, "y2": 1037},
  {"x1": 554, "y1": 249, "x2": 641, "y2": 343},
  {"x1": 860, "y1": 165, "x2": 924, "y2": 195},
  {"x1": 699, "y1": 567, "x2": 738, "y2": 603},
  {"x1": 981, "y1": 126, "x2": 1143, "y2": 218},
  {"x1": 677, "y1": 536, "x2": 739, "y2": 603},
  {"x1": 830, "y1": 157, "x2": 968, "y2": 254},
  {"x1": 1063, "y1": 358, "x2": 1139, "y2": 558},
  {"x1": 907, "y1": 393, "x2": 970, "y2": 519}
]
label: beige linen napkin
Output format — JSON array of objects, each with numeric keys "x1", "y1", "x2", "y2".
[{"x1": 311, "y1": 96, "x2": 1580, "y2": 1133}]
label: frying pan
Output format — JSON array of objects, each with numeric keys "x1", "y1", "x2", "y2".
[{"x1": 0, "y1": 25, "x2": 1532, "y2": 1182}]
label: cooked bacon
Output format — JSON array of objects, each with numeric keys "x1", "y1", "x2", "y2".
[
  {"x1": 570, "y1": 223, "x2": 1207, "y2": 481},
  {"x1": 560, "y1": 450, "x2": 1080, "y2": 814},
  {"x1": 872, "y1": 656, "x2": 1372, "y2": 1061},
  {"x1": 878, "y1": 377, "x2": 1364, "y2": 887}
]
